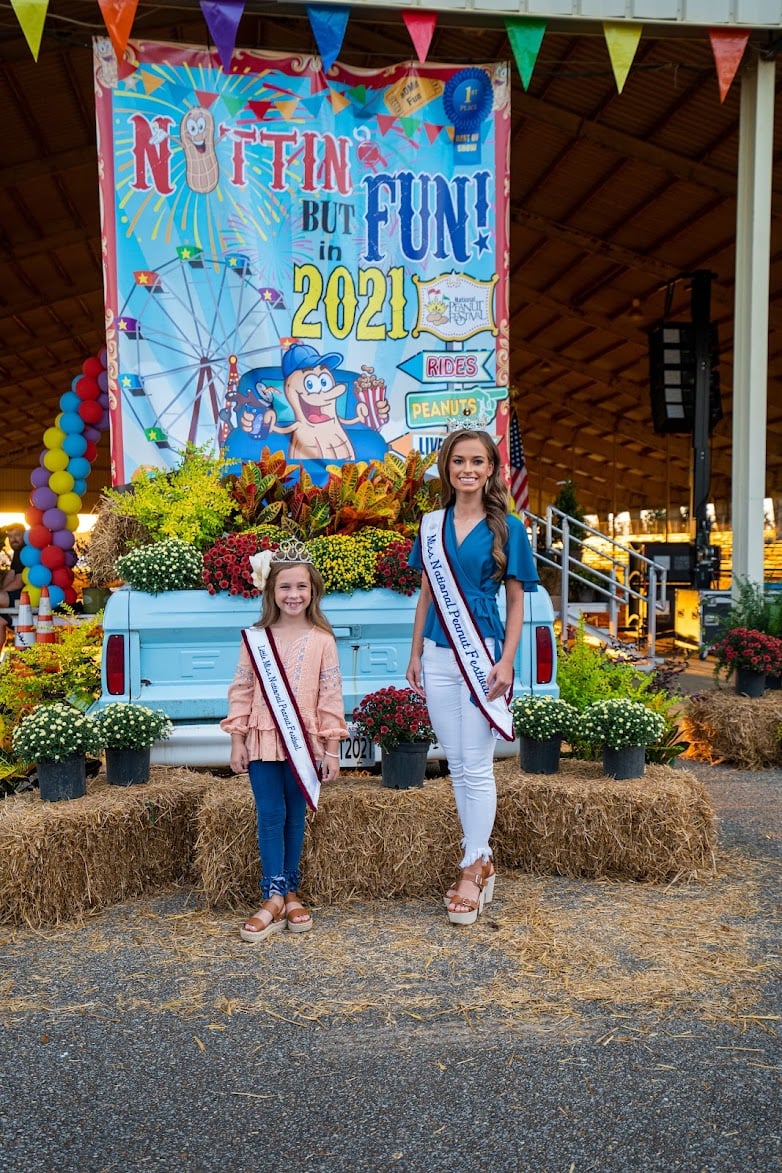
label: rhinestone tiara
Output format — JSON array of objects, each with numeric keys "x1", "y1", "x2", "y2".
[
  {"x1": 444, "y1": 408, "x2": 490, "y2": 433},
  {"x1": 271, "y1": 537, "x2": 312, "y2": 564}
]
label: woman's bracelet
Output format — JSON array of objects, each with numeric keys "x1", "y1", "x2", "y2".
[{"x1": 323, "y1": 750, "x2": 339, "y2": 759}]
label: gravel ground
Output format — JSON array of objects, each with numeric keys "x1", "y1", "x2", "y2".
[{"x1": 0, "y1": 760, "x2": 779, "y2": 1173}]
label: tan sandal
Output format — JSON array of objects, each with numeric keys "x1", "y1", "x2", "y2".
[
  {"x1": 444, "y1": 859, "x2": 495, "y2": 907},
  {"x1": 446, "y1": 867, "x2": 485, "y2": 926},
  {"x1": 284, "y1": 892, "x2": 313, "y2": 934},
  {"x1": 239, "y1": 895, "x2": 285, "y2": 943}
]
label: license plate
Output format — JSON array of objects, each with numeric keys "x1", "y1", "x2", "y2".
[{"x1": 339, "y1": 725, "x2": 376, "y2": 768}]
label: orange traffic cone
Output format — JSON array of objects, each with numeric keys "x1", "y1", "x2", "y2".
[
  {"x1": 35, "y1": 587, "x2": 57, "y2": 644},
  {"x1": 14, "y1": 590, "x2": 36, "y2": 649}
]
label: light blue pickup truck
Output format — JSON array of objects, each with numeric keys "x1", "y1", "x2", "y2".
[{"x1": 94, "y1": 585, "x2": 558, "y2": 768}]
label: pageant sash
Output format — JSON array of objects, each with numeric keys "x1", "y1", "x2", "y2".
[
  {"x1": 242, "y1": 627, "x2": 321, "y2": 810},
  {"x1": 420, "y1": 510, "x2": 514, "y2": 741}
]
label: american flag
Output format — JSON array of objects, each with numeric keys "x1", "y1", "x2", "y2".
[{"x1": 508, "y1": 410, "x2": 530, "y2": 513}]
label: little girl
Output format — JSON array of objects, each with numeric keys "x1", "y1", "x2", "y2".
[{"x1": 222, "y1": 540, "x2": 347, "y2": 943}]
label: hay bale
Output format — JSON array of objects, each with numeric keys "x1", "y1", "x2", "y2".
[
  {"x1": 86, "y1": 496, "x2": 149, "y2": 585},
  {"x1": 194, "y1": 775, "x2": 463, "y2": 909},
  {"x1": 682, "y1": 691, "x2": 782, "y2": 768},
  {"x1": 493, "y1": 759, "x2": 716, "y2": 882},
  {"x1": 195, "y1": 763, "x2": 716, "y2": 909},
  {"x1": 0, "y1": 768, "x2": 214, "y2": 927}
]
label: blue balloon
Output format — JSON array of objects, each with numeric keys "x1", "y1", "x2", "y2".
[
  {"x1": 67, "y1": 457, "x2": 91, "y2": 480},
  {"x1": 20, "y1": 545, "x2": 41, "y2": 567},
  {"x1": 71, "y1": 375, "x2": 83, "y2": 391},
  {"x1": 72, "y1": 479, "x2": 88, "y2": 497},
  {"x1": 60, "y1": 392, "x2": 81, "y2": 414},
  {"x1": 59, "y1": 412, "x2": 84, "y2": 435},
  {"x1": 48, "y1": 584, "x2": 65, "y2": 608},
  {"x1": 62, "y1": 433, "x2": 87, "y2": 458},
  {"x1": 28, "y1": 563, "x2": 52, "y2": 588}
]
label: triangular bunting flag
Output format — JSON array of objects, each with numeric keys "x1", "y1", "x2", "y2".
[
  {"x1": 709, "y1": 28, "x2": 750, "y2": 102},
  {"x1": 307, "y1": 5, "x2": 349, "y2": 74},
  {"x1": 194, "y1": 90, "x2": 219, "y2": 109},
  {"x1": 327, "y1": 89, "x2": 351, "y2": 114},
  {"x1": 200, "y1": 1, "x2": 246, "y2": 72},
  {"x1": 423, "y1": 122, "x2": 442, "y2": 145},
  {"x1": 399, "y1": 115, "x2": 420, "y2": 138},
  {"x1": 97, "y1": 0, "x2": 139, "y2": 66},
  {"x1": 603, "y1": 22, "x2": 643, "y2": 94},
  {"x1": 11, "y1": 0, "x2": 49, "y2": 62},
  {"x1": 299, "y1": 94, "x2": 327, "y2": 117},
  {"x1": 139, "y1": 70, "x2": 165, "y2": 96},
  {"x1": 377, "y1": 114, "x2": 397, "y2": 136},
  {"x1": 403, "y1": 11, "x2": 437, "y2": 64},
  {"x1": 505, "y1": 17, "x2": 546, "y2": 92},
  {"x1": 222, "y1": 94, "x2": 247, "y2": 118}
]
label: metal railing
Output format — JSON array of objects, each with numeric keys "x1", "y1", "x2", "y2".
[{"x1": 522, "y1": 505, "x2": 668, "y2": 663}]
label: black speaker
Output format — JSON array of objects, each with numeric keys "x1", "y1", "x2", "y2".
[{"x1": 648, "y1": 322, "x2": 722, "y2": 435}]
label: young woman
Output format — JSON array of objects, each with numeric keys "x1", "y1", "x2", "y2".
[
  {"x1": 406, "y1": 428, "x2": 539, "y2": 924},
  {"x1": 222, "y1": 543, "x2": 347, "y2": 943}
]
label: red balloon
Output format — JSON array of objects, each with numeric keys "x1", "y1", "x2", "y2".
[
  {"x1": 40, "y1": 544, "x2": 67, "y2": 570},
  {"x1": 63, "y1": 585, "x2": 78, "y2": 606},
  {"x1": 82, "y1": 356, "x2": 103, "y2": 378},
  {"x1": 25, "y1": 506, "x2": 44, "y2": 527},
  {"x1": 52, "y1": 567, "x2": 73, "y2": 588},
  {"x1": 74, "y1": 376, "x2": 101, "y2": 401},
  {"x1": 83, "y1": 440, "x2": 98, "y2": 462},
  {"x1": 78, "y1": 399, "x2": 103, "y2": 424},
  {"x1": 27, "y1": 524, "x2": 53, "y2": 549}
]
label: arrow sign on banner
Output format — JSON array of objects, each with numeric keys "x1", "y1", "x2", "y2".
[{"x1": 398, "y1": 350, "x2": 495, "y2": 385}]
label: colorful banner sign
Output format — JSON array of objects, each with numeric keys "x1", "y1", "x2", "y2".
[{"x1": 94, "y1": 40, "x2": 510, "y2": 484}]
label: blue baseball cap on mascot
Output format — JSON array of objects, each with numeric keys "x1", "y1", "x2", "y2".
[{"x1": 281, "y1": 343, "x2": 343, "y2": 379}]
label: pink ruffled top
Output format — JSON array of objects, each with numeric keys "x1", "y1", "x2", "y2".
[{"x1": 221, "y1": 625, "x2": 348, "y2": 762}]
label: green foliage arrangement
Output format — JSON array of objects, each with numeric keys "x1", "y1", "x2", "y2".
[
  {"x1": 580, "y1": 698, "x2": 666, "y2": 750},
  {"x1": 95, "y1": 703, "x2": 173, "y2": 750},
  {"x1": 12, "y1": 702, "x2": 105, "y2": 764},
  {"x1": 510, "y1": 696, "x2": 579, "y2": 741},
  {"x1": 0, "y1": 618, "x2": 104, "y2": 750},
  {"x1": 114, "y1": 539, "x2": 204, "y2": 593},
  {"x1": 717, "y1": 578, "x2": 782, "y2": 641},
  {"x1": 105, "y1": 445, "x2": 235, "y2": 550}
]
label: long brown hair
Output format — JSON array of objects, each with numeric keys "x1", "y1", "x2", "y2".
[
  {"x1": 256, "y1": 561, "x2": 334, "y2": 634},
  {"x1": 437, "y1": 429, "x2": 509, "y2": 581}
]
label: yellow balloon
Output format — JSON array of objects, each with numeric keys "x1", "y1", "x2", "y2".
[
  {"x1": 65, "y1": 514, "x2": 80, "y2": 533},
  {"x1": 43, "y1": 427, "x2": 66, "y2": 450},
  {"x1": 43, "y1": 448, "x2": 69, "y2": 472},
  {"x1": 57, "y1": 493, "x2": 82, "y2": 515},
  {"x1": 25, "y1": 583, "x2": 42, "y2": 607},
  {"x1": 48, "y1": 470, "x2": 75, "y2": 495}
]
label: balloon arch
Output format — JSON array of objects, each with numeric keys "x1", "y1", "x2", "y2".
[{"x1": 20, "y1": 349, "x2": 110, "y2": 609}]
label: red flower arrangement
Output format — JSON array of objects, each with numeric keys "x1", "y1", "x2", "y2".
[
  {"x1": 202, "y1": 532, "x2": 276, "y2": 597},
  {"x1": 374, "y1": 538, "x2": 420, "y2": 596},
  {"x1": 352, "y1": 686, "x2": 436, "y2": 751},
  {"x1": 711, "y1": 626, "x2": 782, "y2": 678}
]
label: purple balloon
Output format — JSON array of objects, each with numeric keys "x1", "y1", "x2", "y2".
[
  {"x1": 31, "y1": 486, "x2": 58, "y2": 511},
  {"x1": 53, "y1": 529, "x2": 76, "y2": 551},
  {"x1": 63, "y1": 548, "x2": 78, "y2": 566},
  {"x1": 97, "y1": 371, "x2": 108, "y2": 392},
  {"x1": 30, "y1": 466, "x2": 50, "y2": 488},
  {"x1": 99, "y1": 347, "x2": 107, "y2": 368},
  {"x1": 98, "y1": 392, "x2": 109, "y2": 409},
  {"x1": 99, "y1": 409, "x2": 111, "y2": 431},
  {"x1": 83, "y1": 425, "x2": 101, "y2": 443},
  {"x1": 42, "y1": 508, "x2": 67, "y2": 531}
]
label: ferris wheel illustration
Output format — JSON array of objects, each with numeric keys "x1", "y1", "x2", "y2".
[{"x1": 115, "y1": 247, "x2": 286, "y2": 464}]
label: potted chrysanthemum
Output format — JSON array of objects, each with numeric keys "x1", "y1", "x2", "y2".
[
  {"x1": 352, "y1": 686, "x2": 436, "y2": 789},
  {"x1": 94, "y1": 703, "x2": 173, "y2": 786},
  {"x1": 510, "y1": 695, "x2": 579, "y2": 774},
  {"x1": 12, "y1": 701, "x2": 105, "y2": 802},
  {"x1": 580, "y1": 698, "x2": 666, "y2": 780},
  {"x1": 710, "y1": 626, "x2": 782, "y2": 697},
  {"x1": 114, "y1": 539, "x2": 204, "y2": 594}
]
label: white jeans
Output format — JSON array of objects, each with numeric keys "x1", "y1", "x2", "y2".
[{"x1": 422, "y1": 638, "x2": 496, "y2": 868}]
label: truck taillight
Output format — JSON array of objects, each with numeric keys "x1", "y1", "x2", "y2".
[
  {"x1": 106, "y1": 634, "x2": 126, "y2": 696},
  {"x1": 535, "y1": 626, "x2": 554, "y2": 684}
]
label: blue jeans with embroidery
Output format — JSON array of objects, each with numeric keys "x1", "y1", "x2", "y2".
[{"x1": 248, "y1": 759, "x2": 307, "y2": 899}]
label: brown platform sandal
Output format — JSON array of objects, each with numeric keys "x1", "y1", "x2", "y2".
[
  {"x1": 443, "y1": 858, "x2": 495, "y2": 907},
  {"x1": 239, "y1": 895, "x2": 286, "y2": 943},
  {"x1": 284, "y1": 892, "x2": 313, "y2": 933},
  {"x1": 446, "y1": 867, "x2": 485, "y2": 926}
]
